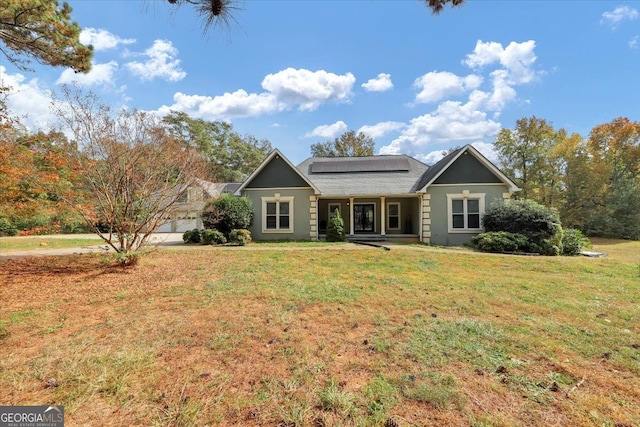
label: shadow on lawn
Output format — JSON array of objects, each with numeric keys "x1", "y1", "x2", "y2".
[{"x1": 0, "y1": 254, "x2": 130, "y2": 281}]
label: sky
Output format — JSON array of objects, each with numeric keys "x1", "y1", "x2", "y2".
[{"x1": 1, "y1": 0, "x2": 639, "y2": 166}]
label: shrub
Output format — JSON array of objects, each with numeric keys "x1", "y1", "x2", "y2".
[
  {"x1": 326, "y1": 209, "x2": 345, "y2": 242},
  {"x1": 0, "y1": 218, "x2": 18, "y2": 237},
  {"x1": 202, "y1": 194, "x2": 253, "y2": 237},
  {"x1": 182, "y1": 228, "x2": 202, "y2": 244},
  {"x1": 229, "y1": 229, "x2": 252, "y2": 246},
  {"x1": 471, "y1": 231, "x2": 528, "y2": 253},
  {"x1": 561, "y1": 228, "x2": 590, "y2": 256},
  {"x1": 482, "y1": 200, "x2": 563, "y2": 255},
  {"x1": 201, "y1": 229, "x2": 227, "y2": 245},
  {"x1": 113, "y1": 250, "x2": 141, "y2": 267}
]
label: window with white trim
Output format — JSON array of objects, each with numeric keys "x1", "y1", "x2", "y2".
[
  {"x1": 447, "y1": 192, "x2": 485, "y2": 232},
  {"x1": 387, "y1": 202, "x2": 401, "y2": 230},
  {"x1": 262, "y1": 196, "x2": 294, "y2": 233}
]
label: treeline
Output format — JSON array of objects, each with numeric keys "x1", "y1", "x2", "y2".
[
  {"x1": 495, "y1": 116, "x2": 640, "y2": 240},
  {"x1": 0, "y1": 87, "x2": 271, "y2": 236}
]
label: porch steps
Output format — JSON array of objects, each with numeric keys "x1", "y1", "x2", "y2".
[{"x1": 346, "y1": 235, "x2": 389, "y2": 242}]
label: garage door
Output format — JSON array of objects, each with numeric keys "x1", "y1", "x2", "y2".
[
  {"x1": 175, "y1": 213, "x2": 199, "y2": 233},
  {"x1": 156, "y1": 221, "x2": 173, "y2": 233}
]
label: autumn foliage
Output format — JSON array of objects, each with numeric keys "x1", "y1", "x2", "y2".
[{"x1": 495, "y1": 116, "x2": 640, "y2": 240}]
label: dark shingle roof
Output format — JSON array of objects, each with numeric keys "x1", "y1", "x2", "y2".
[
  {"x1": 297, "y1": 155, "x2": 428, "y2": 196},
  {"x1": 411, "y1": 147, "x2": 464, "y2": 192}
]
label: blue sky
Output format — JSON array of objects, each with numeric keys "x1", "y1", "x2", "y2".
[{"x1": 1, "y1": 1, "x2": 639, "y2": 165}]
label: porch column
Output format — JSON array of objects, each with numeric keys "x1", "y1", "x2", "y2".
[
  {"x1": 349, "y1": 197, "x2": 354, "y2": 236},
  {"x1": 422, "y1": 194, "x2": 431, "y2": 244},
  {"x1": 380, "y1": 196, "x2": 386, "y2": 236},
  {"x1": 309, "y1": 195, "x2": 318, "y2": 241}
]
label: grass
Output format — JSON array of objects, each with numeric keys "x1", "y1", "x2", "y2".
[
  {"x1": 0, "y1": 235, "x2": 103, "y2": 252},
  {"x1": 0, "y1": 239, "x2": 638, "y2": 426},
  {"x1": 252, "y1": 240, "x2": 348, "y2": 247}
]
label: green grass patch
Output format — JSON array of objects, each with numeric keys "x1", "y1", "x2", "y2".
[
  {"x1": 1, "y1": 241, "x2": 639, "y2": 426},
  {"x1": 0, "y1": 236, "x2": 103, "y2": 252}
]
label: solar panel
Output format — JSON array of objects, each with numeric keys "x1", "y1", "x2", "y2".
[{"x1": 310, "y1": 157, "x2": 410, "y2": 173}]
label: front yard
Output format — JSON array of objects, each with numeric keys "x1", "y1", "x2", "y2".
[{"x1": 0, "y1": 239, "x2": 638, "y2": 426}]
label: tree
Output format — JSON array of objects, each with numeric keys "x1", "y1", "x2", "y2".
[
  {"x1": 52, "y1": 87, "x2": 206, "y2": 265},
  {"x1": 326, "y1": 208, "x2": 345, "y2": 242},
  {"x1": 201, "y1": 193, "x2": 253, "y2": 237},
  {"x1": 427, "y1": 0, "x2": 465, "y2": 13},
  {"x1": 0, "y1": 0, "x2": 92, "y2": 72},
  {"x1": 582, "y1": 117, "x2": 640, "y2": 239},
  {"x1": 555, "y1": 132, "x2": 594, "y2": 230},
  {"x1": 494, "y1": 116, "x2": 565, "y2": 206},
  {"x1": 163, "y1": 0, "x2": 465, "y2": 34},
  {"x1": 163, "y1": 111, "x2": 271, "y2": 182},
  {"x1": 1, "y1": 89, "x2": 81, "y2": 234},
  {"x1": 311, "y1": 130, "x2": 375, "y2": 158}
]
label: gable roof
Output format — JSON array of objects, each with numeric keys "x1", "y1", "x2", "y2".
[
  {"x1": 297, "y1": 155, "x2": 428, "y2": 196},
  {"x1": 196, "y1": 179, "x2": 241, "y2": 199},
  {"x1": 414, "y1": 145, "x2": 520, "y2": 193},
  {"x1": 234, "y1": 149, "x2": 320, "y2": 195}
]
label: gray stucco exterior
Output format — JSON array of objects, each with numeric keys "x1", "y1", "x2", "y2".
[
  {"x1": 243, "y1": 187, "x2": 315, "y2": 241},
  {"x1": 236, "y1": 146, "x2": 519, "y2": 245},
  {"x1": 427, "y1": 184, "x2": 510, "y2": 246}
]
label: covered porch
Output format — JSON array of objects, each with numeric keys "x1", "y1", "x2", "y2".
[{"x1": 314, "y1": 195, "x2": 422, "y2": 242}]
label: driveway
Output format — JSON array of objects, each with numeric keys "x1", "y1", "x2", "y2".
[
  {"x1": 0, "y1": 233, "x2": 186, "y2": 259},
  {"x1": 0, "y1": 233, "x2": 381, "y2": 258}
]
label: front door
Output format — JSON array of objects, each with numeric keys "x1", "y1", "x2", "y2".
[{"x1": 354, "y1": 204, "x2": 375, "y2": 232}]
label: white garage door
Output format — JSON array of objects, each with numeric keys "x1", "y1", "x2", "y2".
[
  {"x1": 156, "y1": 221, "x2": 173, "y2": 233},
  {"x1": 175, "y1": 213, "x2": 199, "y2": 233}
]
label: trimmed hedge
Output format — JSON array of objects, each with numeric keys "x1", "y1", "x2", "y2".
[
  {"x1": 182, "y1": 228, "x2": 202, "y2": 244},
  {"x1": 561, "y1": 228, "x2": 590, "y2": 256},
  {"x1": 471, "y1": 231, "x2": 528, "y2": 253},
  {"x1": 229, "y1": 229, "x2": 252, "y2": 246},
  {"x1": 201, "y1": 229, "x2": 227, "y2": 245},
  {"x1": 474, "y1": 200, "x2": 590, "y2": 256}
]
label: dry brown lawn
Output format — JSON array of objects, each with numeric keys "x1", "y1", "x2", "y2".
[{"x1": 0, "y1": 239, "x2": 638, "y2": 426}]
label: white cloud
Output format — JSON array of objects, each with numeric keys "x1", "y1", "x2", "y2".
[
  {"x1": 379, "y1": 99, "x2": 501, "y2": 155},
  {"x1": 415, "y1": 142, "x2": 498, "y2": 167},
  {"x1": 415, "y1": 150, "x2": 447, "y2": 165},
  {"x1": 157, "y1": 68, "x2": 356, "y2": 120},
  {"x1": 261, "y1": 68, "x2": 355, "y2": 111},
  {"x1": 361, "y1": 73, "x2": 393, "y2": 92},
  {"x1": 1, "y1": 66, "x2": 55, "y2": 130},
  {"x1": 357, "y1": 121, "x2": 405, "y2": 139},
  {"x1": 630, "y1": 35, "x2": 639, "y2": 49},
  {"x1": 56, "y1": 61, "x2": 118, "y2": 87},
  {"x1": 414, "y1": 71, "x2": 482, "y2": 104},
  {"x1": 471, "y1": 141, "x2": 499, "y2": 165},
  {"x1": 304, "y1": 121, "x2": 348, "y2": 139},
  {"x1": 79, "y1": 28, "x2": 136, "y2": 51},
  {"x1": 157, "y1": 90, "x2": 280, "y2": 120},
  {"x1": 380, "y1": 39, "x2": 543, "y2": 156},
  {"x1": 125, "y1": 40, "x2": 186, "y2": 82},
  {"x1": 464, "y1": 40, "x2": 539, "y2": 85},
  {"x1": 601, "y1": 6, "x2": 638, "y2": 28}
]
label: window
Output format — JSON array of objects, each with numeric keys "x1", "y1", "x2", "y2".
[
  {"x1": 387, "y1": 202, "x2": 401, "y2": 230},
  {"x1": 262, "y1": 196, "x2": 294, "y2": 233},
  {"x1": 447, "y1": 192, "x2": 485, "y2": 232}
]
